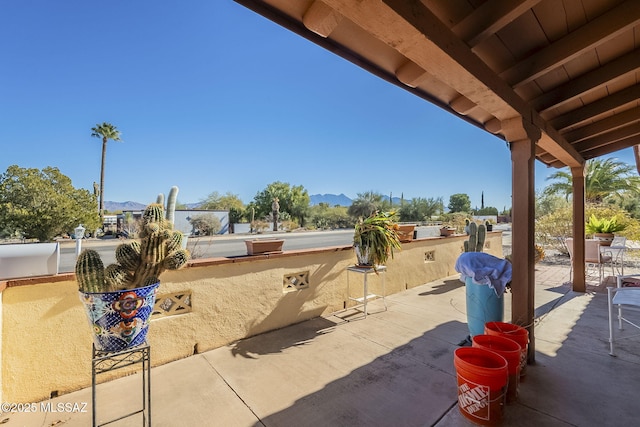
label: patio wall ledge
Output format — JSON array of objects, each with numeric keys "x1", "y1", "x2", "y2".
[{"x1": 1, "y1": 232, "x2": 502, "y2": 402}]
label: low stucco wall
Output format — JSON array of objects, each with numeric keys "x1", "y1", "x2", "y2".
[{"x1": 1, "y1": 233, "x2": 502, "y2": 402}]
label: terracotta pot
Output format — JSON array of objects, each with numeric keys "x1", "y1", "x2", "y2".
[
  {"x1": 440, "y1": 227, "x2": 456, "y2": 237},
  {"x1": 397, "y1": 224, "x2": 416, "y2": 242},
  {"x1": 245, "y1": 239, "x2": 284, "y2": 255},
  {"x1": 594, "y1": 233, "x2": 614, "y2": 246}
]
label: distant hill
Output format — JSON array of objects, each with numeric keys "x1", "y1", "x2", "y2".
[
  {"x1": 309, "y1": 193, "x2": 353, "y2": 206},
  {"x1": 104, "y1": 201, "x2": 147, "y2": 212},
  {"x1": 107, "y1": 194, "x2": 407, "y2": 211}
]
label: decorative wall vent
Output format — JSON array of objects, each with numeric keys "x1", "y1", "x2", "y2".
[
  {"x1": 425, "y1": 250, "x2": 435, "y2": 262},
  {"x1": 283, "y1": 271, "x2": 309, "y2": 292},
  {"x1": 152, "y1": 291, "x2": 192, "y2": 318}
]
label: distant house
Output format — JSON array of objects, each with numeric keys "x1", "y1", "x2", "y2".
[
  {"x1": 102, "y1": 215, "x2": 118, "y2": 233},
  {"x1": 118, "y1": 209, "x2": 229, "y2": 235},
  {"x1": 174, "y1": 210, "x2": 229, "y2": 235}
]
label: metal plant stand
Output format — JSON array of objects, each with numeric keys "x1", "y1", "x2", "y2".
[
  {"x1": 92, "y1": 343, "x2": 151, "y2": 426},
  {"x1": 347, "y1": 265, "x2": 387, "y2": 317}
]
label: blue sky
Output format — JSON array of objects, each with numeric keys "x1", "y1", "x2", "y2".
[{"x1": 1, "y1": 1, "x2": 636, "y2": 211}]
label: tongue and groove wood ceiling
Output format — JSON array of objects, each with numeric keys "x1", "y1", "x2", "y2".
[{"x1": 235, "y1": 0, "x2": 640, "y2": 170}]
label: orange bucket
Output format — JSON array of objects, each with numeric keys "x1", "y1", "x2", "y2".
[
  {"x1": 484, "y1": 321, "x2": 529, "y2": 379},
  {"x1": 472, "y1": 334, "x2": 521, "y2": 404},
  {"x1": 454, "y1": 347, "x2": 508, "y2": 425}
]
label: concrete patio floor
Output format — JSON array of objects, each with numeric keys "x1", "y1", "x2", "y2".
[{"x1": 5, "y1": 260, "x2": 640, "y2": 426}]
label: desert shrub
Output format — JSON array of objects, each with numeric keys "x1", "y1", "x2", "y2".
[
  {"x1": 281, "y1": 219, "x2": 299, "y2": 231},
  {"x1": 251, "y1": 220, "x2": 270, "y2": 233},
  {"x1": 308, "y1": 204, "x2": 353, "y2": 230},
  {"x1": 535, "y1": 205, "x2": 573, "y2": 255},
  {"x1": 439, "y1": 212, "x2": 471, "y2": 234},
  {"x1": 536, "y1": 203, "x2": 640, "y2": 255},
  {"x1": 189, "y1": 213, "x2": 222, "y2": 236}
]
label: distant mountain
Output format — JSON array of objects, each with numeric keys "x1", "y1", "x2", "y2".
[
  {"x1": 107, "y1": 193, "x2": 403, "y2": 211},
  {"x1": 310, "y1": 193, "x2": 353, "y2": 206},
  {"x1": 104, "y1": 201, "x2": 147, "y2": 212}
]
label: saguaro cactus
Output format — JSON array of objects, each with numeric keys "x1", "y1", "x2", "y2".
[
  {"x1": 156, "y1": 185, "x2": 179, "y2": 225},
  {"x1": 76, "y1": 203, "x2": 190, "y2": 292},
  {"x1": 464, "y1": 222, "x2": 486, "y2": 252}
]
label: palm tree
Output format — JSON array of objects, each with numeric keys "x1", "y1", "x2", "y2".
[
  {"x1": 544, "y1": 158, "x2": 640, "y2": 203},
  {"x1": 91, "y1": 122, "x2": 122, "y2": 218},
  {"x1": 348, "y1": 191, "x2": 386, "y2": 218}
]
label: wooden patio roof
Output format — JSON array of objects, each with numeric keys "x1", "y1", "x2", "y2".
[{"x1": 235, "y1": 0, "x2": 640, "y2": 170}]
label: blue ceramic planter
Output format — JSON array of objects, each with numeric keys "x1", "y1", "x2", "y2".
[{"x1": 79, "y1": 282, "x2": 159, "y2": 352}]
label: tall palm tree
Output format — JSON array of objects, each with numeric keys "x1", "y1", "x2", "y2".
[
  {"x1": 91, "y1": 122, "x2": 122, "y2": 218},
  {"x1": 544, "y1": 158, "x2": 640, "y2": 203},
  {"x1": 348, "y1": 191, "x2": 386, "y2": 218}
]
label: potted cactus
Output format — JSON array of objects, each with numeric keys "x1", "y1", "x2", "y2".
[{"x1": 77, "y1": 200, "x2": 190, "y2": 352}]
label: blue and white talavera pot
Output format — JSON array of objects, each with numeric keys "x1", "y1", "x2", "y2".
[{"x1": 79, "y1": 282, "x2": 159, "y2": 352}]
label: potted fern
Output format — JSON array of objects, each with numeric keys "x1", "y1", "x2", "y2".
[
  {"x1": 353, "y1": 211, "x2": 401, "y2": 271},
  {"x1": 585, "y1": 214, "x2": 626, "y2": 246},
  {"x1": 77, "y1": 201, "x2": 190, "y2": 352}
]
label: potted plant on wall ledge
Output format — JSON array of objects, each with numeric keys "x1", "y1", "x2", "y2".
[
  {"x1": 353, "y1": 211, "x2": 402, "y2": 271},
  {"x1": 397, "y1": 223, "x2": 417, "y2": 242},
  {"x1": 76, "y1": 202, "x2": 190, "y2": 352},
  {"x1": 440, "y1": 226, "x2": 456, "y2": 237},
  {"x1": 585, "y1": 214, "x2": 626, "y2": 246}
]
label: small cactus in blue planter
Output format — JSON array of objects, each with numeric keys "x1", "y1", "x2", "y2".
[{"x1": 77, "y1": 202, "x2": 190, "y2": 352}]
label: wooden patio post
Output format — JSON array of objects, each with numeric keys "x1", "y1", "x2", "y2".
[
  {"x1": 505, "y1": 118, "x2": 540, "y2": 364},
  {"x1": 571, "y1": 166, "x2": 587, "y2": 292}
]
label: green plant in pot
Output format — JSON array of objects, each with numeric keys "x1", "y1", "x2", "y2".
[
  {"x1": 77, "y1": 202, "x2": 190, "y2": 352},
  {"x1": 585, "y1": 214, "x2": 625, "y2": 246},
  {"x1": 353, "y1": 211, "x2": 401, "y2": 271}
]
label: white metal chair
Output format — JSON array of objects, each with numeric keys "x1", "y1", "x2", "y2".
[
  {"x1": 605, "y1": 236, "x2": 627, "y2": 275},
  {"x1": 608, "y1": 275, "x2": 640, "y2": 356},
  {"x1": 565, "y1": 238, "x2": 613, "y2": 284}
]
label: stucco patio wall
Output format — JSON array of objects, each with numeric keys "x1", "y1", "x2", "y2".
[{"x1": 0, "y1": 233, "x2": 502, "y2": 402}]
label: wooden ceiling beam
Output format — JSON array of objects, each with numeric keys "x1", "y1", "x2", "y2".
[
  {"x1": 563, "y1": 106, "x2": 640, "y2": 143},
  {"x1": 582, "y1": 134, "x2": 640, "y2": 159},
  {"x1": 533, "y1": 49, "x2": 640, "y2": 113},
  {"x1": 573, "y1": 122, "x2": 640, "y2": 153},
  {"x1": 535, "y1": 132, "x2": 582, "y2": 168},
  {"x1": 321, "y1": 0, "x2": 521, "y2": 118},
  {"x1": 537, "y1": 152, "x2": 556, "y2": 163},
  {"x1": 303, "y1": 1, "x2": 343, "y2": 38},
  {"x1": 551, "y1": 84, "x2": 640, "y2": 131},
  {"x1": 395, "y1": 60, "x2": 428, "y2": 88},
  {"x1": 450, "y1": 95, "x2": 477, "y2": 115},
  {"x1": 452, "y1": 0, "x2": 542, "y2": 48},
  {"x1": 500, "y1": 0, "x2": 640, "y2": 88},
  {"x1": 380, "y1": 0, "x2": 583, "y2": 167},
  {"x1": 547, "y1": 159, "x2": 569, "y2": 168}
]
